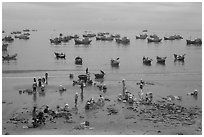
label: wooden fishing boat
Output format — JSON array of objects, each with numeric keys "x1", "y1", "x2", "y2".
[
  {"x1": 186, "y1": 38, "x2": 202, "y2": 45},
  {"x1": 78, "y1": 74, "x2": 88, "y2": 81},
  {"x1": 136, "y1": 34, "x2": 148, "y2": 39},
  {"x1": 74, "y1": 38, "x2": 92, "y2": 45},
  {"x1": 50, "y1": 38, "x2": 61, "y2": 44},
  {"x1": 164, "y1": 36, "x2": 175, "y2": 40},
  {"x1": 143, "y1": 56, "x2": 153, "y2": 65},
  {"x1": 111, "y1": 58, "x2": 120, "y2": 66},
  {"x1": 147, "y1": 38, "x2": 162, "y2": 43},
  {"x1": 54, "y1": 52, "x2": 66, "y2": 59},
  {"x1": 156, "y1": 56, "x2": 167, "y2": 64},
  {"x1": 174, "y1": 54, "x2": 185, "y2": 61},
  {"x1": 115, "y1": 37, "x2": 130, "y2": 44},
  {"x1": 2, "y1": 53, "x2": 17, "y2": 60},
  {"x1": 75, "y1": 56, "x2": 83, "y2": 65},
  {"x1": 95, "y1": 70, "x2": 105, "y2": 79},
  {"x1": 2, "y1": 43, "x2": 8, "y2": 51}
]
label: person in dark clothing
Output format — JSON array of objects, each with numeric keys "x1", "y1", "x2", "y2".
[
  {"x1": 38, "y1": 77, "x2": 42, "y2": 87},
  {"x1": 80, "y1": 82, "x2": 84, "y2": 101},
  {"x1": 45, "y1": 72, "x2": 48, "y2": 84}
]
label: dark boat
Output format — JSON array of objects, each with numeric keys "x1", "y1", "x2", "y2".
[
  {"x1": 54, "y1": 52, "x2": 66, "y2": 59},
  {"x1": 142, "y1": 29, "x2": 148, "y2": 32},
  {"x1": 174, "y1": 35, "x2": 183, "y2": 40},
  {"x1": 164, "y1": 36, "x2": 175, "y2": 40},
  {"x1": 156, "y1": 56, "x2": 167, "y2": 64},
  {"x1": 75, "y1": 56, "x2": 82, "y2": 65},
  {"x1": 186, "y1": 38, "x2": 202, "y2": 45},
  {"x1": 101, "y1": 36, "x2": 114, "y2": 41},
  {"x1": 15, "y1": 34, "x2": 29, "y2": 40},
  {"x1": 96, "y1": 36, "x2": 105, "y2": 41},
  {"x1": 143, "y1": 56, "x2": 153, "y2": 65},
  {"x1": 23, "y1": 29, "x2": 30, "y2": 32},
  {"x1": 50, "y1": 38, "x2": 61, "y2": 45},
  {"x1": 111, "y1": 58, "x2": 120, "y2": 66},
  {"x1": 2, "y1": 53, "x2": 17, "y2": 60},
  {"x1": 147, "y1": 38, "x2": 162, "y2": 43},
  {"x1": 95, "y1": 70, "x2": 105, "y2": 79},
  {"x1": 74, "y1": 38, "x2": 92, "y2": 45},
  {"x1": 2, "y1": 43, "x2": 8, "y2": 51},
  {"x1": 150, "y1": 34, "x2": 159, "y2": 39},
  {"x1": 136, "y1": 34, "x2": 148, "y2": 39},
  {"x1": 83, "y1": 33, "x2": 96, "y2": 38},
  {"x1": 70, "y1": 34, "x2": 79, "y2": 39},
  {"x1": 2, "y1": 36, "x2": 14, "y2": 42},
  {"x1": 174, "y1": 54, "x2": 185, "y2": 61},
  {"x1": 110, "y1": 34, "x2": 120, "y2": 38},
  {"x1": 78, "y1": 75, "x2": 88, "y2": 81},
  {"x1": 115, "y1": 37, "x2": 130, "y2": 44}
]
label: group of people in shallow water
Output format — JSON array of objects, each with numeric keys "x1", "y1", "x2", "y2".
[
  {"x1": 32, "y1": 72, "x2": 48, "y2": 92},
  {"x1": 29, "y1": 69, "x2": 199, "y2": 128}
]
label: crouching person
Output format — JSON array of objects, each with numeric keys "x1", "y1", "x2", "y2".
[{"x1": 145, "y1": 92, "x2": 153, "y2": 104}]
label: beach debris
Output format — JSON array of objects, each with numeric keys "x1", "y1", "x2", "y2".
[
  {"x1": 107, "y1": 105, "x2": 119, "y2": 115},
  {"x1": 73, "y1": 121, "x2": 93, "y2": 130},
  {"x1": 187, "y1": 89, "x2": 198, "y2": 96},
  {"x1": 59, "y1": 85, "x2": 66, "y2": 92},
  {"x1": 136, "y1": 98, "x2": 202, "y2": 126}
]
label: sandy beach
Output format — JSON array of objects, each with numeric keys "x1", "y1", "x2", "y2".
[{"x1": 2, "y1": 71, "x2": 202, "y2": 135}]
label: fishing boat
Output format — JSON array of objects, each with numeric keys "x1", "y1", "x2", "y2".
[
  {"x1": 74, "y1": 38, "x2": 92, "y2": 45},
  {"x1": 147, "y1": 38, "x2": 162, "y2": 43},
  {"x1": 186, "y1": 38, "x2": 202, "y2": 45},
  {"x1": 174, "y1": 35, "x2": 183, "y2": 40},
  {"x1": 143, "y1": 56, "x2": 153, "y2": 65},
  {"x1": 156, "y1": 56, "x2": 167, "y2": 64},
  {"x1": 83, "y1": 33, "x2": 96, "y2": 38},
  {"x1": 136, "y1": 34, "x2": 148, "y2": 39},
  {"x1": 70, "y1": 34, "x2": 79, "y2": 39},
  {"x1": 54, "y1": 52, "x2": 66, "y2": 59},
  {"x1": 50, "y1": 38, "x2": 61, "y2": 45},
  {"x1": 111, "y1": 58, "x2": 120, "y2": 66},
  {"x1": 101, "y1": 36, "x2": 114, "y2": 41},
  {"x1": 78, "y1": 74, "x2": 88, "y2": 81},
  {"x1": 15, "y1": 34, "x2": 29, "y2": 40},
  {"x1": 2, "y1": 43, "x2": 8, "y2": 51},
  {"x1": 115, "y1": 37, "x2": 130, "y2": 44},
  {"x1": 2, "y1": 36, "x2": 14, "y2": 42},
  {"x1": 95, "y1": 70, "x2": 105, "y2": 79},
  {"x1": 2, "y1": 53, "x2": 17, "y2": 60},
  {"x1": 75, "y1": 56, "x2": 83, "y2": 65},
  {"x1": 164, "y1": 36, "x2": 175, "y2": 40},
  {"x1": 174, "y1": 54, "x2": 185, "y2": 61}
]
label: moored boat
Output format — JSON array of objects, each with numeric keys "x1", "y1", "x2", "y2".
[
  {"x1": 54, "y1": 52, "x2": 66, "y2": 59},
  {"x1": 136, "y1": 34, "x2": 148, "y2": 39},
  {"x1": 111, "y1": 58, "x2": 120, "y2": 66},
  {"x1": 143, "y1": 56, "x2": 153, "y2": 65},
  {"x1": 75, "y1": 56, "x2": 83, "y2": 65},
  {"x1": 2, "y1": 43, "x2": 8, "y2": 51},
  {"x1": 174, "y1": 54, "x2": 185, "y2": 61},
  {"x1": 115, "y1": 37, "x2": 130, "y2": 44},
  {"x1": 74, "y1": 38, "x2": 92, "y2": 45},
  {"x1": 2, "y1": 53, "x2": 17, "y2": 60},
  {"x1": 186, "y1": 38, "x2": 202, "y2": 45},
  {"x1": 156, "y1": 56, "x2": 167, "y2": 64},
  {"x1": 147, "y1": 38, "x2": 162, "y2": 43},
  {"x1": 95, "y1": 70, "x2": 105, "y2": 79},
  {"x1": 164, "y1": 36, "x2": 175, "y2": 40}
]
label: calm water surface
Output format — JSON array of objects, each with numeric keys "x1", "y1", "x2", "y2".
[{"x1": 2, "y1": 29, "x2": 202, "y2": 113}]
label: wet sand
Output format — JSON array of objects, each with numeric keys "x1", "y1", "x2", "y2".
[{"x1": 2, "y1": 72, "x2": 202, "y2": 135}]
